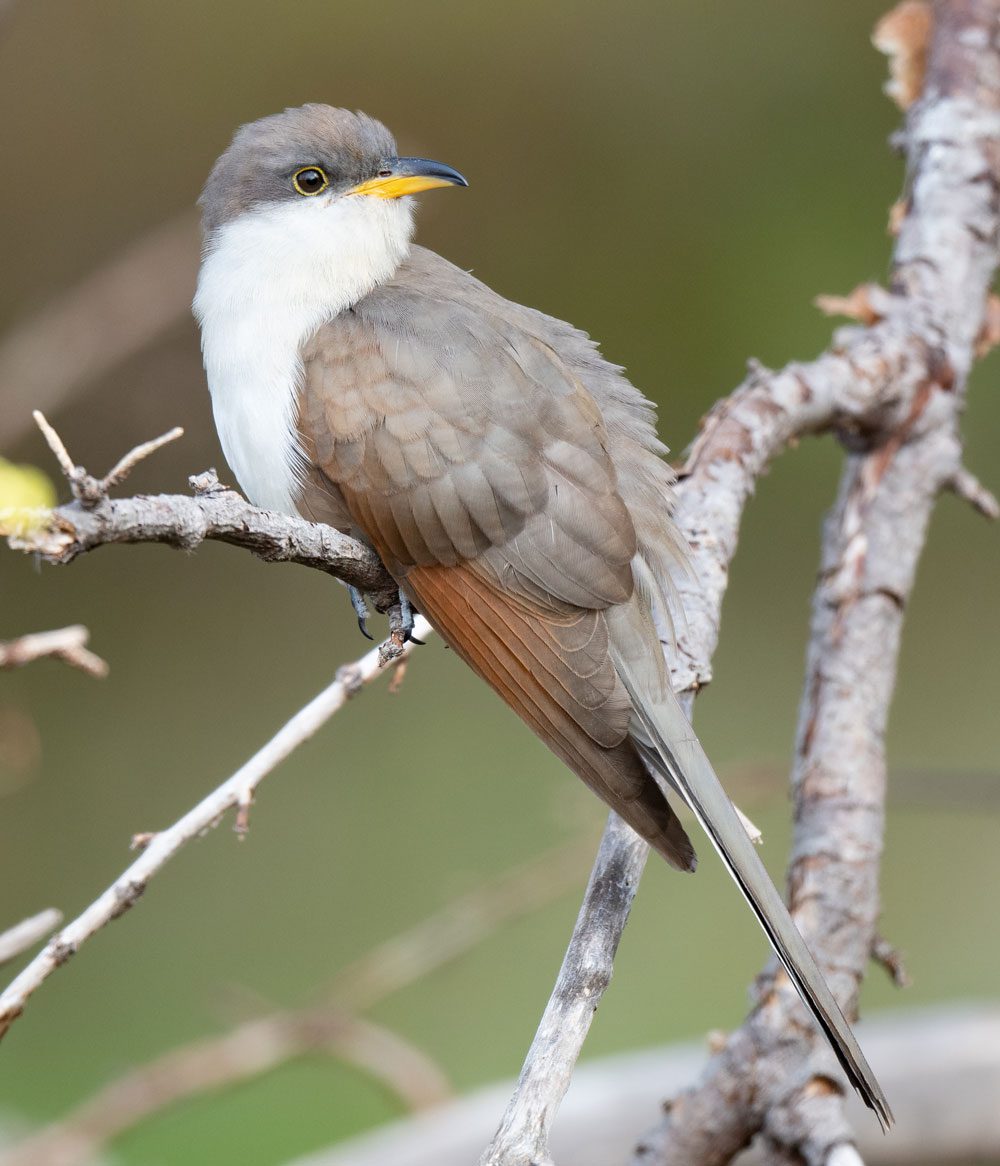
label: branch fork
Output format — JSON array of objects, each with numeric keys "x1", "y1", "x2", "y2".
[{"x1": 32, "y1": 409, "x2": 184, "y2": 508}]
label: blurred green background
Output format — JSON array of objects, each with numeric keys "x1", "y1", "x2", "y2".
[{"x1": 1, "y1": 1, "x2": 998, "y2": 1163}]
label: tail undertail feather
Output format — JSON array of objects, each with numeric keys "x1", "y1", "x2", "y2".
[{"x1": 618, "y1": 667, "x2": 893, "y2": 1129}]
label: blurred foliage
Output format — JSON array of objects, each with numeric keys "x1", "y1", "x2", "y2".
[
  {"x1": 0, "y1": 458, "x2": 54, "y2": 537},
  {"x1": 0, "y1": 1, "x2": 997, "y2": 1164}
]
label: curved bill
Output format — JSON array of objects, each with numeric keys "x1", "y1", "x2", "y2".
[{"x1": 348, "y1": 157, "x2": 468, "y2": 200}]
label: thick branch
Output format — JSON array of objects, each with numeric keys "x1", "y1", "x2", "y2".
[
  {"x1": 480, "y1": 815, "x2": 653, "y2": 1166},
  {"x1": 487, "y1": 4, "x2": 1000, "y2": 1162},
  {"x1": 635, "y1": 3, "x2": 1000, "y2": 1162}
]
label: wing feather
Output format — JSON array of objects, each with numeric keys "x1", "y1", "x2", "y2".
[{"x1": 298, "y1": 279, "x2": 634, "y2": 604}]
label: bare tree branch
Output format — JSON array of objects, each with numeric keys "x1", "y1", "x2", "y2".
[
  {"x1": 0, "y1": 626, "x2": 107, "y2": 678},
  {"x1": 17, "y1": 469, "x2": 395, "y2": 601},
  {"x1": 632, "y1": 3, "x2": 1000, "y2": 1163},
  {"x1": 9, "y1": 418, "x2": 396, "y2": 608},
  {"x1": 0, "y1": 616, "x2": 431, "y2": 1041},
  {"x1": 480, "y1": 815, "x2": 652, "y2": 1166}
]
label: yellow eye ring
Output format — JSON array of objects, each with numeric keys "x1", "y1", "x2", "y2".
[{"x1": 292, "y1": 166, "x2": 330, "y2": 196}]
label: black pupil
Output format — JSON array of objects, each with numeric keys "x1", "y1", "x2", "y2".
[{"x1": 299, "y1": 169, "x2": 323, "y2": 191}]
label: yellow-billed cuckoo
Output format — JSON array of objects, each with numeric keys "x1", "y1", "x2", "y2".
[{"x1": 194, "y1": 105, "x2": 891, "y2": 1125}]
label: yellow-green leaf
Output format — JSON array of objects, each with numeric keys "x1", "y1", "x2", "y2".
[{"x1": 0, "y1": 459, "x2": 57, "y2": 537}]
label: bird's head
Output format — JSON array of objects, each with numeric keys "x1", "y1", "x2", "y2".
[
  {"x1": 199, "y1": 104, "x2": 466, "y2": 235},
  {"x1": 196, "y1": 105, "x2": 466, "y2": 317}
]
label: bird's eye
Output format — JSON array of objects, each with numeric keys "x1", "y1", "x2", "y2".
[{"x1": 292, "y1": 166, "x2": 329, "y2": 196}]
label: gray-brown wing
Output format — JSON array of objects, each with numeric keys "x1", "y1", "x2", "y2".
[{"x1": 298, "y1": 277, "x2": 637, "y2": 611}]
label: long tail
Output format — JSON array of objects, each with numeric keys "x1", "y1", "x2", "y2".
[{"x1": 608, "y1": 608, "x2": 893, "y2": 1128}]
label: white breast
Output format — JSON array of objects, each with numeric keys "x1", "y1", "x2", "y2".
[{"x1": 193, "y1": 195, "x2": 414, "y2": 515}]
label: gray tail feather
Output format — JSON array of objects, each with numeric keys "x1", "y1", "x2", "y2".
[{"x1": 621, "y1": 672, "x2": 892, "y2": 1129}]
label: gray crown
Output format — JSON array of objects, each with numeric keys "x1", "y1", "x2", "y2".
[{"x1": 199, "y1": 104, "x2": 397, "y2": 234}]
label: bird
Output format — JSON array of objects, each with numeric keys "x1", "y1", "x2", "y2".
[{"x1": 194, "y1": 104, "x2": 891, "y2": 1127}]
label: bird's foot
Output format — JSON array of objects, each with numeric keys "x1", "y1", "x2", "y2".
[
  {"x1": 353, "y1": 584, "x2": 425, "y2": 652},
  {"x1": 379, "y1": 592, "x2": 424, "y2": 665},
  {"x1": 348, "y1": 586, "x2": 374, "y2": 640},
  {"x1": 389, "y1": 590, "x2": 425, "y2": 645}
]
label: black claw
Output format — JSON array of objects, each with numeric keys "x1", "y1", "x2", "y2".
[
  {"x1": 348, "y1": 586, "x2": 373, "y2": 640},
  {"x1": 389, "y1": 590, "x2": 424, "y2": 644}
]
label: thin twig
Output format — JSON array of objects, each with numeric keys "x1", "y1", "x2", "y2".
[
  {"x1": 0, "y1": 616, "x2": 432, "y2": 1041},
  {"x1": 0, "y1": 626, "x2": 108, "y2": 678},
  {"x1": 0, "y1": 910, "x2": 63, "y2": 968},
  {"x1": 100, "y1": 426, "x2": 184, "y2": 492},
  {"x1": 870, "y1": 934, "x2": 912, "y2": 989},
  {"x1": 945, "y1": 464, "x2": 1000, "y2": 518},
  {"x1": 31, "y1": 410, "x2": 76, "y2": 479}
]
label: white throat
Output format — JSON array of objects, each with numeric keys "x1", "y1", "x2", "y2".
[{"x1": 194, "y1": 195, "x2": 414, "y2": 514}]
